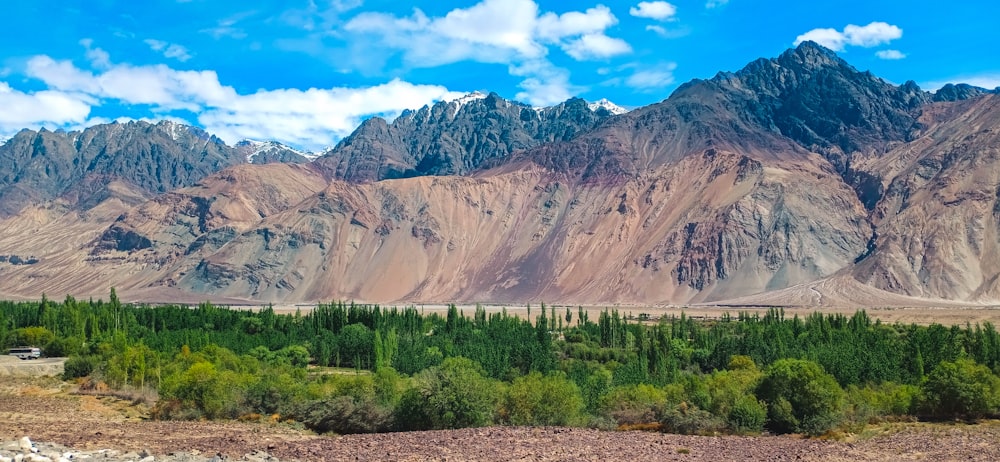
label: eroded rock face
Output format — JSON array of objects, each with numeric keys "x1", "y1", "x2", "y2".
[
  {"x1": 852, "y1": 95, "x2": 1000, "y2": 301},
  {"x1": 313, "y1": 94, "x2": 616, "y2": 182}
]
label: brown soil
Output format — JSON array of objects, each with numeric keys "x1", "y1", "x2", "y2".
[{"x1": 2, "y1": 379, "x2": 999, "y2": 461}]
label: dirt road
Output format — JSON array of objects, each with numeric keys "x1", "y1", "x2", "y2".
[{"x1": 0, "y1": 356, "x2": 64, "y2": 377}]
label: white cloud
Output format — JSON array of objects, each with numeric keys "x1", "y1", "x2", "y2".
[
  {"x1": 794, "y1": 21, "x2": 902, "y2": 51},
  {"x1": 562, "y1": 34, "x2": 632, "y2": 60},
  {"x1": 198, "y1": 79, "x2": 464, "y2": 149},
  {"x1": 625, "y1": 63, "x2": 677, "y2": 90},
  {"x1": 510, "y1": 60, "x2": 584, "y2": 106},
  {"x1": 343, "y1": 0, "x2": 631, "y2": 106},
  {"x1": 79, "y1": 39, "x2": 111, "y2": 69},
  {"x1": 705, "y1": 0, "x2": 728, "y2": 8},
  {"x1": 843, "y1": 22, "x2": 902, "y2": 47},
  {"x1": 645, "y1": 24, "x2": 689, "y2": 38},
  {"x1": 0, "y1": 82, "x2": 92, "y2": 134},
  {"x1": 629, "y1": 2, "x2": 677, "y2": 21},
  {"x1": 27, "y1": 56, "x2": 232, "y2": 111},
  {"x1": 875, "y1": 49, "x2": 906, "y2": 60},
  {"x1": 144, "y1": 39, "x2": 193, "y2": 62},
  {"x1": 19, "y1": 55, "x2": 462, "y2": 151}
]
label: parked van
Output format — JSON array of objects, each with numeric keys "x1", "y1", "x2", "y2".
[{"x1": 8, "y1": 347, "x2": 41, "y2": 360}]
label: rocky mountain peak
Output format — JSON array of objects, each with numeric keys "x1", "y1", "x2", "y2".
[
  {"x1": 315, "y1": 91, "x2": 616, "y2": 182},
  {"x1": 587, "y1": 98, "x2": 629, "y2": 115},
  {"x1": 776, "y1": 40, "x2": 848, "y2": 71},
  {"x1": 932, "y1": 83, "x2": 991, "y2": 102},
  {"x1": 234, "y1": 139, "x2": 312, "y2": 164}
]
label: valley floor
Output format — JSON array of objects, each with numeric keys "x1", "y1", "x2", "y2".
[{"x1": 1, "y1": 378, "x2": 998, "y2": 461}]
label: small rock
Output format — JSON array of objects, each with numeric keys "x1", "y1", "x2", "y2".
[
  {"x1": 18, "y1": 438, "x2": 35, "y2": 453},
  {"x1": 0, "y1": 454, "x2": 12, "y2": 462},
  {"x1": 138, "y1": 456, "x2": 154, "y2": 462}
]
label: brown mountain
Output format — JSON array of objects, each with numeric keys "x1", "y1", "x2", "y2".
[{"x1": 0, "y1": 42, "x2": 999, "y2": 306}]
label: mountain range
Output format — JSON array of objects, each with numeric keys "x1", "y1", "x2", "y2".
[{"x1": 0, "y1": 41, "x2": 998, "y2": 306}]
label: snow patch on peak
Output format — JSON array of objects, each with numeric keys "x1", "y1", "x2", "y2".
[
  {"x1": 448, "y1": 91, "x2": 488, "y2": 114},
  {"x1": 157, "y1": 119, "x2": 187, "y2": 141},
  {"x1": 236, "y1": 139, "x2": 315, "y2": 163},
  {"x1": 588, "y1": 99, "x2": 629, "y2": 115}
]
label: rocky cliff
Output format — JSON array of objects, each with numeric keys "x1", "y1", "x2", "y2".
[{"x1": 313, "y1": 93, "x2": 619, "y2": 182}]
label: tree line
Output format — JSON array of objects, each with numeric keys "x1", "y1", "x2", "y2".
[{"x1": 2, "y1": 292, "x2": 1000, "y2": 436}]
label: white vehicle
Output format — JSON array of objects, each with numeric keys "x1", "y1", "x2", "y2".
[{"x1": 8, "y1": 347, "x2": 41, "y2": 360}]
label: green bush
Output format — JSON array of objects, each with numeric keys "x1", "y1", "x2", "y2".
[
  {"x1": 598, "y1": 384, "x2": 666, "y2": 426},
  {"x1": 501, "y1": 371, "x2": 585, "y2": 426},
  {"x1": 844, "y1": 382, "x2": 919, "y2": 427},
  {"x1": 398, "y1": 357, "x2": 500, "y2": 430},
  {"x1": 62, "y1": 355, "x2": 98, "y2": 380},
  {"x1": 659, "y1": 401, "x2": 726, "y2": 435},
  {"x1": 756, "y1": 359, "x2": 845, "y2": 435},
  {"x1": 727, "y1": 395, "x2": 767, "y2": 434},
  {"x1": 919, "y1": 359, "x2": 1000, "y2": 419},
  {"x1": 7, "y1": 326, "x2": 55, "y2": 348}
]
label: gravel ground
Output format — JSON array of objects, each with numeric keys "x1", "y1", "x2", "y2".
[{"x1": 2, "y1": 379, "x2": 999, "y2": 461}]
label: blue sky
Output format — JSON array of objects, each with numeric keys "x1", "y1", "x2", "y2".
[{"x1": 1, "y1": 0, "x2": 998, "y2": 151}]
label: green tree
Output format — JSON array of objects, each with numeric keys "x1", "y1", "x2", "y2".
[
  {"x1": 920, "y1": 358, "x2": 1000, "y2": 419},
  {"x1": 501, "y1": 371, "x2": 585, "y2": 426},
  {"x1": 756, "y1": 359, "x2": 845, "y2": 435},
  {"x1": 399, "y1": 357, "x2": 499, "y2": 429}
]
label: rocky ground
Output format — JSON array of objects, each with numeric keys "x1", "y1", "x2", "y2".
[{"x1": 2, "y1": 377, "x2": 1000, "y2": 461}]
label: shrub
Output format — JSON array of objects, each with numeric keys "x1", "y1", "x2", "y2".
[
  {"x1": 397, "y1": 357, "x2": 500, "y2": 430},
  {"x1": 756, "y1": 359, "x2": 845, "y2": 435},
  {"x1": 501, "y1": 371, "x2": 585, "y2": 426},
  {"x1": 63, "y1": 355, "x2": 98, "y2": 380},
  {"x1": 659, "y1": 401, "x2": 726, "y2": 435},
  {"x1": 598, "y1": 384, "x2": 666, "y2": 426},
  {"x1": 727, "y1": 395, "x2": 767, "y2": 434},
  {"x1": 297, "y1": 396, "x2": 393, "y2": 434},
  {"x1": 919, "y1": 359, "x2": 1000, "y2": 419}
]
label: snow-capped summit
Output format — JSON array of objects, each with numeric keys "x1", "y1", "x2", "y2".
[
  {"x1": 449, "y1": 91, "x2": 489, "y2": 112},
  {"x1": 235, "y1": 139, "x2": 315, "y2": 163},
  {"x1": 588, "y1": 98, "x2": 629, "y2": 115}
]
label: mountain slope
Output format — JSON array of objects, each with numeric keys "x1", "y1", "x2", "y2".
[
  {"x1": 1, "y1": 42, "x2": 999, "y2": 306},
  {"x1": 851, "y1": 94, "x2": 1000, "y2": 300},
  {"x1": 0, "y1": 121, "x2": 311, "y2": 217}
]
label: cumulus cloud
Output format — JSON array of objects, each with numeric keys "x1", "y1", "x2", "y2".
[
  {"x1": 629, "y1": 2, "x2": 677, "y2": 21},
  {"x1": 144, "y1": 39, "x2": 193, "y2": 62},
  {"x1": 876, "y1": 49, "x2": 906, "y2": 60},
  {"x1": 343, "y1": 0, "x2": 631, "y2": 107},
  {"x1": 0, "y1": 82, "x2": 92, "y2": 134},
  {"x1": 794, "y1": 21, "x2": 902, "y2": 51},
  {"x1": 19, "y1": 54, "x2": 463, "y2": 151},
  {"x1": 562, "y1": 34, "x2": 632, "y2": 60}
]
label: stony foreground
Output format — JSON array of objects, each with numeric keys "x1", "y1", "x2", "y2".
[{"x1": 2, "y1": 379, "x2": 1000, "y2": 461}]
